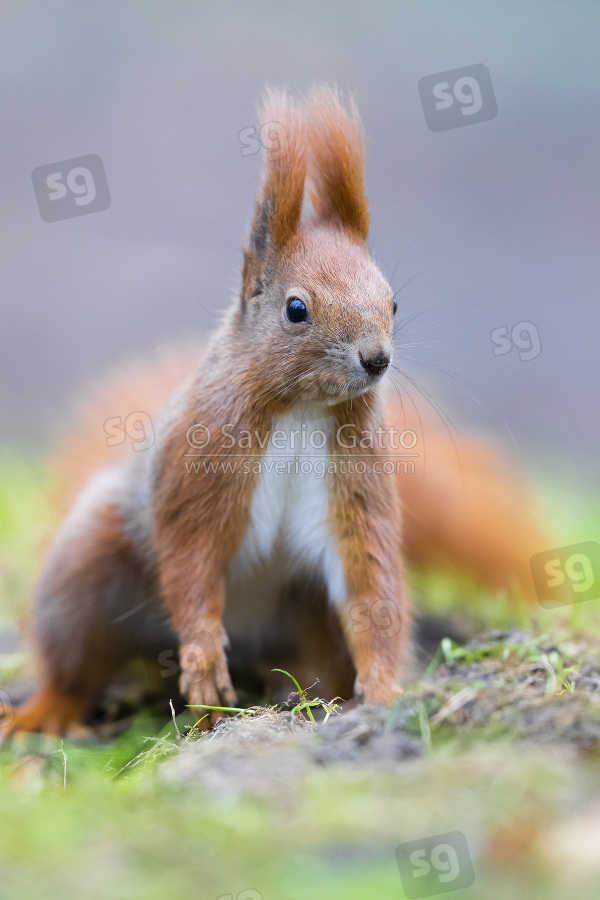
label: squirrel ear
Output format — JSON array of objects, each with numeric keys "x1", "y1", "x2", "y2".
[
  {"x1": 242, "y1": 90, "x2": 306, "y2": 301},
  {"x1": 306, "y1": 86, "x2": 369, "y2": 243}
]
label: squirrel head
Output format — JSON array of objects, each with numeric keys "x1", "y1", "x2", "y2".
[{"x1": 239, "y1": 87, "x2": 396, "y2": 411}]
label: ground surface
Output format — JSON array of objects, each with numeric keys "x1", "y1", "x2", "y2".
[{"x1": 1, "y1": 452, "x2": 600, "y2": 900}]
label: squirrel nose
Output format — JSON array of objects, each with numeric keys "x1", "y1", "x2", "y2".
[{"x1": 359, "y1": 351, "x2": 390, "y2": 377}]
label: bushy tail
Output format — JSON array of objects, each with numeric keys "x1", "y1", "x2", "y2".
[
  {"x1": 386, "y1": 392, "x2": 548, "y2": 602},
  {"x1": 48, "y1": 346, "x2": 201, "y2": 513}
]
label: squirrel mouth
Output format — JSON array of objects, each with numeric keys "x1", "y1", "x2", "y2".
[{"x1": 324, "y1": 373, "x2": 385, "y2": 405}]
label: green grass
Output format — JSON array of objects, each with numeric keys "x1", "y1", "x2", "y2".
[
  {"x1": 0, "y1": 451, "x2": 54, "y2": 626},
  {"x1": 3, "y1": 723, "x2": 600, "y2": 900},
  {"x1": 1, "y1": 451, "x2": 600, "y2": 900}
]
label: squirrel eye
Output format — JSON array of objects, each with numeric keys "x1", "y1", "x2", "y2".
[
  {"x1": 392, "y1": 298, "x2": 398, "y2": 316},
  {"x1": 286, "y1": 297, "x2": 309, "y2": 323}
]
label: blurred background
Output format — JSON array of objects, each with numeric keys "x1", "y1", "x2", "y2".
[
  {"x1": 0, "y1": 0, "x2": 598, "y2": 485},
  {"x1": 2, "y1": 10, "x2": 600, "y2": 899}
]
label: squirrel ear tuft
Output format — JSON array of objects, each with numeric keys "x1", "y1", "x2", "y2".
[
  {"x1": 306, "y1": 86, "x2": 369, "y2": 243},
  {"x1": 242, "y1": 89, "x2": 306, "y2": 300}
]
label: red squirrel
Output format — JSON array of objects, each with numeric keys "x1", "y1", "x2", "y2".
[{"x1": 3, "y1": 87, "x2": 547, "y2": 737}]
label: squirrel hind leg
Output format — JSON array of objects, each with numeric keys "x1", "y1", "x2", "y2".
[
  {"x1": 16, "y1": 482, "x2": 164, "y2": 739},
  {"x1": 0, "y1": 686, "x2": 91, "y2": 741}
]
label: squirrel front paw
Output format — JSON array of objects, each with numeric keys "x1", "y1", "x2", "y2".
[{"x1": 179, "y1": 631, "x2": 237, "y2": 727}]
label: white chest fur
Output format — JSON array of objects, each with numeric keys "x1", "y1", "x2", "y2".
[{"x1": 227, "y1": 410, "x2": 347, "y2": 606}]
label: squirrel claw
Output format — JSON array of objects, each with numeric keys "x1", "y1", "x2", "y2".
[{"x1": 180, "y1": 641, "x2": 237, "y2": 727}]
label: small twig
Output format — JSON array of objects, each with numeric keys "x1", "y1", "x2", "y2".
[
  {"x1": 430, "y1": 688, "x2": 477, "y2": 725},
  {"x1": 535, "y1": 654, "x2": 557, "y2": 695},
  {"x1": 169, "y1": 699, "x2": 181, "y2": 739},
  {"x1": 416, "y1": 701, "x2": 432, "y2": 752},
  {"x1": 56, "y1": 740, "x2": 67, "y2": 790}
]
